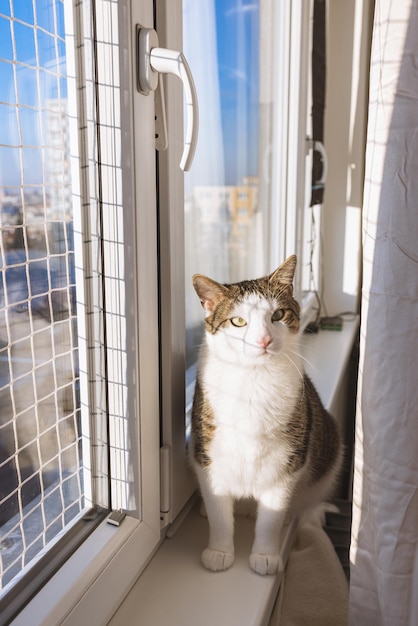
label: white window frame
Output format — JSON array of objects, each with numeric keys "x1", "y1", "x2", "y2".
[
  {"x1": 269, "y1": 1, "x2": 315, "y2": 308},
  {"x1": 11, "y1": 0, "x2": 162, "y2": 623},
  {"x1": 156, "y1": 0, "x2": 197, "y2": 526}
]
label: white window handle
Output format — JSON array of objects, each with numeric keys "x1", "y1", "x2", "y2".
[{"x1": 136, "y1": 26, "x2": 199, "y2": 172}]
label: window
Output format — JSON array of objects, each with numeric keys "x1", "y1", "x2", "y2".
[
  {"x1": 0, "y1": 0, "x2": 87, "y2": 598},
  {"x1": 1, "y1": 0, "x2": 161, "y2": 622}
]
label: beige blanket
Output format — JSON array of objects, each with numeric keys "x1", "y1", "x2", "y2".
[{"x1": 269, "y1": 508, "x2": 349, "y2": 626}]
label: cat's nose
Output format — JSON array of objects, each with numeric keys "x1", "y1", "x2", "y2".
[{"x1": 258, "y1": 335, "x2": 272, "y2": 349}]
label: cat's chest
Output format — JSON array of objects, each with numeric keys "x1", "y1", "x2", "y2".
[
  {"x1": 203, "y1": 358, "x2": 298, "y2": 429},
  {"x1": 209, "y1": 426, "x2": 284, "y2": 497},
  {"x1": 199, "y1": 359, "x2": 302, "y2": 496},
  {"x1": 206, "y1": 400, "x2": 292, "y2": 498}
]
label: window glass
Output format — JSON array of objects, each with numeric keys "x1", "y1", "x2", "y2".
[
  {"x1": 184, "y1": 0, "x2": 264, "y2": 376},
  {"x1": 0, "y1": 0, "x2": 86, "y2": 592}
]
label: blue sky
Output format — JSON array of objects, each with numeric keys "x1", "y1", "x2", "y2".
[
  {"x1": 183, "y1": 0, "x2": 259, "y2": 187},
  {"x1": 0, "y1": 0, "x2": 66, "y2": 189},
  {"x1": 215, "y1": 0, "x2": 259, "y2": 185}
]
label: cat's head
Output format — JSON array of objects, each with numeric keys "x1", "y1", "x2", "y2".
[{"x1": 192, "y1": 255, "x2": 300, "y2": 364}]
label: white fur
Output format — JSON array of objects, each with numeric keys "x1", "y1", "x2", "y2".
[{"x1": 191, "y1": 293, "x2": 340, "y2": 575}]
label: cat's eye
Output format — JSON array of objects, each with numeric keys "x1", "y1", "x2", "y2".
[
  {"x1": 231, "y1": 316, "x2": 247, "y2": 327},
  {"x1": 271, "y1": 309, "x2": 285, "y2": 322}
]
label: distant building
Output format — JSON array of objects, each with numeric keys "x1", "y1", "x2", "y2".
[
  {"x1": 45, "y1": 99, "x2": 72, "y2": 222},
  {"x1": 193, "y1": 177, "x2": 258, "y2": 228}
]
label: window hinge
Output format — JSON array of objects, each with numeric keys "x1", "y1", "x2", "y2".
[{"x1": 160, "y1": 445, "x2": 171, "y2": 528}]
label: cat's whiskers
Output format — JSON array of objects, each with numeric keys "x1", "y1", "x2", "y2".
[
  {"x1": 282, "y1": 350, "x2": 304, "y2": 384},
  {"x1": 290, "y1": 340, "x2": 319, "y2": 376},
  {"x1": 287, "y1": 346, "x2": 316, "y2": 373}
]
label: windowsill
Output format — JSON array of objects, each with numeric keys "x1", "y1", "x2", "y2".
[
  {"x1": 109, "y1": 317, "x2": 359, "y2": 626},
  {"x1": 109, "y1": 501, "x2": 296, "y2": 626},
  {"x1": 302, "y1": 317, "x2": 359, "y2": 414}
]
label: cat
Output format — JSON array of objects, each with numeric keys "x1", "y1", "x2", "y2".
[{"x1": 190, "y1": 255, "x2": 342, "y2": 576}]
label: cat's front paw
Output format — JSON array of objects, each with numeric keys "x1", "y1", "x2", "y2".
[
  {"x1": 249, "y1": 552, "x2": 283, "y2": 576},
  {"x1": 202, "y1": 548, "x2": 234, "y2": 572}
]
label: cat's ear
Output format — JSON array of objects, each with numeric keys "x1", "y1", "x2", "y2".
[
  {"x1": 269, "y1": 255, "x2": 297, "y2": 287},
  {"x1": 192, "y1": 275, "x2": 230, "y2": 312}
]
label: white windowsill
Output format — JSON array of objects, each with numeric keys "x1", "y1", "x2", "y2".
[
  {"x1": 109, "y1": 501, "x2": 296, "y2": 626},
  {"x1": 302, "y1": 317, "x2": 359, "y2": 415},
  {"x1": 109, "y1": 317, "x2": 359, "y2": 626}
]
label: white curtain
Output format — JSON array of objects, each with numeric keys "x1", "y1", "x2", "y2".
[{"x1": 350, "y1": 1, "x2": 418, "y2": 625}]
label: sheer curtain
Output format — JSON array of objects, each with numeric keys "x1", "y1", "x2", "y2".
[{"x1": 350, "y1": 1, "x2": 418, "y2": 624}]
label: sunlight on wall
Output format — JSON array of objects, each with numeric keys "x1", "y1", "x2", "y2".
[{"x1": 343, "y1": 203, "x2": 362, "y2": 299}]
